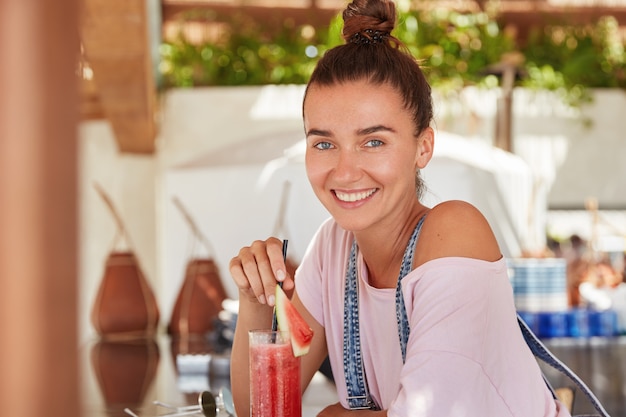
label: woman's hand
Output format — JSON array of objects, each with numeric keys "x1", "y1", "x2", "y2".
[{"x1": 229, "y1": 237, "x2": 295, "y2": 306}]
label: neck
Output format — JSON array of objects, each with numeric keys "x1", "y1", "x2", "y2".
[{"x1": 355, "y1": 207, "x2": 427, "y2": 289}]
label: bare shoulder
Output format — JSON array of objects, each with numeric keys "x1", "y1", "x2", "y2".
[{"x1": 416, "y1": 200, "x2": 502, "y2": 264}]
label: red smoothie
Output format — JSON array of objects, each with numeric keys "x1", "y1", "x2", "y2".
[{"x1": 249, "y1": 331, "x2": 301, "y2": 417}]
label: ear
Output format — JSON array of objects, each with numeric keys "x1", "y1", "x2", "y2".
[{"x1": 415, "y1": 127, "x2": 434, "y2": 169}]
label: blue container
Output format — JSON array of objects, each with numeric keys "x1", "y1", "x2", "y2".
[
  {"x1": 589, "y1": 310, "x2": 618, "y2": 337},
  {"x1": 537, "y1": 311, "x2": 569, "y2": 338},
  {"x1": 567, "y1": 309, "x2": 591, "y2": 338},
  {"x1": 507, "y1": 258, "x2": 568, "y2": 312}
]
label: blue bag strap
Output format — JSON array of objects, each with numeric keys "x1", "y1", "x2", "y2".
[{"x1": 517, "y1": 315, "x2": 611, "y2": 417}]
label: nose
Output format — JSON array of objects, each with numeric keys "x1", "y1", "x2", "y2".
[{"x1": 333, "y1": 148, "x2": 362, "y2": 183}]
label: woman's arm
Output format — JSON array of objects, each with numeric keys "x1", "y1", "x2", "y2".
[
  {"x1": 228, "y1": 238, "x2": 329, "y2": 417},
  {"x1": 229, "y1": 238, "x2": 293, "y2": 416}
]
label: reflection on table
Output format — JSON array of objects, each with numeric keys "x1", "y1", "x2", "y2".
[
  {"x1": 81, "y1": 334, "x2": 338, "y2": 417},
  {"x1": 541, "y1": 336, "x2": 626, "y2": 416}
]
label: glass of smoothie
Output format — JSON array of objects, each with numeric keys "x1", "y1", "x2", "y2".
[{"x1": 249, "y1": 329, "x2": 301, "y2": 417}]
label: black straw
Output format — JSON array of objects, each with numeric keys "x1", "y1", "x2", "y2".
[{"x1": 271, "y1": 239, "x2": 288, "y2": 331}]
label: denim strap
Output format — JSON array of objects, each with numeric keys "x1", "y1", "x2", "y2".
[
  {"x1": 517, "y1": 316, "x2": 610, "y2": 417},
  {"x1": 396, "y1": 215, "x2": 426, "y2": 362},
  {"x1": 343, "y1": 239, "x2": 374, "y2": 409},
  {"x1": 343, "y1": 216, "x2": 426, "y2": 410}
]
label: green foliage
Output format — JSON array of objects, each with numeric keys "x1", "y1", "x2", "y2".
[
  {"x1": 160, "y1": 7, "x2": 626, "y2": 100},
  {"x1": 160, "y1": 11, "x2": 329, "y2": 87},
  {"x1": 395, "y1": 9, "x2": 516, "y2": 91},
  {"x1": 521, "y1": 15, "x2": 626, "y2": 105}
]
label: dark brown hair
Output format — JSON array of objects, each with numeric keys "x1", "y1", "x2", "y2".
[
  {"x1": 303, "y1": 0, "x2": 433, "y2": 196},
  {"x1": 305, "y1": 0, "x2": 433, "y2": 135}
]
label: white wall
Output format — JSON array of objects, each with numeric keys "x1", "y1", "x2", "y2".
[
  {"x1": 435, "y1": 87, "x2": 626, "y2": 209},
  {"x1": 78, "y1": 86, "x2": 626, "y2": 343},
  {"x1": 78, "y1": 121, "x2": 158, "y2": 344},
  {"x1": 78, "y1": 86, "x2": 308, "y2": 343}
]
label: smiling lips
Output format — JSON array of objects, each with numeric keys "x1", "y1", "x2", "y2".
[{"x1": 334, "y1": 188, "x2": 378, "y2": 203}]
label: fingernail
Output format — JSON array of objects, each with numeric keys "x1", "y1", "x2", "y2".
[
  {"x1": 267, "y1": 294, "x2": 275, "y2": 306},
  {"x1": 258, "y1": 294, "x2": 266, "y2": 305},
  {"x1": 276, "y1": 269, "x2": 286, "y2": 281}
]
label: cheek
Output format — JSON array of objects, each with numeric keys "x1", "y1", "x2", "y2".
[
  {"x1": 305, "y1": 154, "x2": 325, "y2": 189},
  {"x1": 376, "y1": 156, "x2": 419, "y2": 193},
  {"x1": 367, "y1": 153, "x2": 412, "y2": 181}
]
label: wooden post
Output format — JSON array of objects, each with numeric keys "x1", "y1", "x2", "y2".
[
  {"x1": 483, "y1": 52, "x2": 525, "y2": 153},
  {"x1": 0, "y1": 2, "x2": 80, "y2": 417},
  {"x1": 495, "y1": 63, "x2": 516, "y2": 153}
]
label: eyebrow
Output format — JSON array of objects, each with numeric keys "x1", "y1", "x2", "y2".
[
  {"x1": 357, "y1": 125, "x2": 396, "y2": 135},
  {"x1": 305, "y1": 128, "x2": 331, "y2": 138},
  {"x1": 306, "y1": 124, "x2": 396, "y2": 138}
]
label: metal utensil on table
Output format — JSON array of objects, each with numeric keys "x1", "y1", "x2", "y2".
[{"x1": 124, "y1": 387, "x2": 235, "y2": 417}]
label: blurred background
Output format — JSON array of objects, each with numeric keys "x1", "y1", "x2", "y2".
[{"x1": 2, "y1": 0, "x2": 626, "y2": 416}]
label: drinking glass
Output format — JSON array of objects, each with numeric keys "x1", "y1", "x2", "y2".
[{"x1": 249, "y1": 330, "x2": 301, "y2": 417}]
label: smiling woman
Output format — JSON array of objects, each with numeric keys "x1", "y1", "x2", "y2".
[
  {"x1": 226, "y1": 1, "x2": 592, "y2": 416},
  {"x1": 303, "y1": 80, "x2": 428, "y2": 235}
]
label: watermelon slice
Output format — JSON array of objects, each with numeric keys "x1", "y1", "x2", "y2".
[{"x1": 275, "y1": 285, "x2": 314, "y2": 357}]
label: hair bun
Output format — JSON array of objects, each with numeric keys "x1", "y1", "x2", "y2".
[{"x1": 342, "y1": 0, "x2": 396, "y2": 44}]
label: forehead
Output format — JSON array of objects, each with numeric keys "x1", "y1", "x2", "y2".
[
  {"x1": 304, "y1": 80, "x2": 409, "y2": 125},
  {"x1": 305, "y1": 80, "x2": 402, "y2": 106}
]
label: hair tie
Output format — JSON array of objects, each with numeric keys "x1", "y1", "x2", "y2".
[{"x1": 349, "y1": 29, "x2": 390, "y2": 45}]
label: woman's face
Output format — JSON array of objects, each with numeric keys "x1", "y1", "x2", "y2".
[{"x1": 303, "y1": 79, "x2": 433, "y2": 232}]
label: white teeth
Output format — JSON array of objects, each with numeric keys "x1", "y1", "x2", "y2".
[{"x1": 335, "y1": 189, "x2": 376, "y2": 202}]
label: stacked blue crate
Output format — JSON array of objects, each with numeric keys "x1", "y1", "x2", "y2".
[
  {"x1": 508, "y1": 258, "x2": 569, "y2": 313},
  {"x1": 508, "y1": 258, "x2": 618, "y2": 338}
]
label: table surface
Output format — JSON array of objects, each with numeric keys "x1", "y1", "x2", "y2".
[
  {"x1": 81, "y1": 334, "x2": 625, "y2": 417},
  {"x1": 541, "y1": 336, "x2": 626, "y2": 416},
  {"x1": 80, "y1": 334, "x2": 338, "y2": 417}
]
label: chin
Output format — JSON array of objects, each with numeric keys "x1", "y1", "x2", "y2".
[{"x1": 333, "y1": 217, "x2": 370, "y2": 233}]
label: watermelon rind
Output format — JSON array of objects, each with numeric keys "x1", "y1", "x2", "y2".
[{"x1": 275, "y1": 285, "x2": 314, "y2": 357}]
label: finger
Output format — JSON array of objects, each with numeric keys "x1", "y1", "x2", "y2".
[
  {"x1": 281, "y1": 273, "x2": 296, "y2": 292},
  {"x1": 266, "y1": 238, "x2": 289, "y2": 283},
  {"x1": 239, "y1": 242, "x2": 270, "y2": 305},
  {"x1": 252, "y1": 238, "x2": 285, "y2": 306},
  {"x1": 229, "y1": 256, "x2": 252, "y2": 293},
  {"x1": 230, "y1": 255, "x2": 264, "y2": 305},
  {"x1": 231, "y1": 245, "x2": 267, "y2": 305},
  {"x1": 272, "y1": 239, "x2": 295, "y2": 293}
]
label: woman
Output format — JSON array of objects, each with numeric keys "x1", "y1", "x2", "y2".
[{"x1": 229, "y1": 0, "x2": 570, "y2": 415}]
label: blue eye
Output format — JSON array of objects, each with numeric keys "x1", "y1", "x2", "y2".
[
  {"x1": 366, "y1": 139, "x2": 384, "y2": 147},
  {"x1": 314, "y1": 141, "x2": 333, "y2": 150}
]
